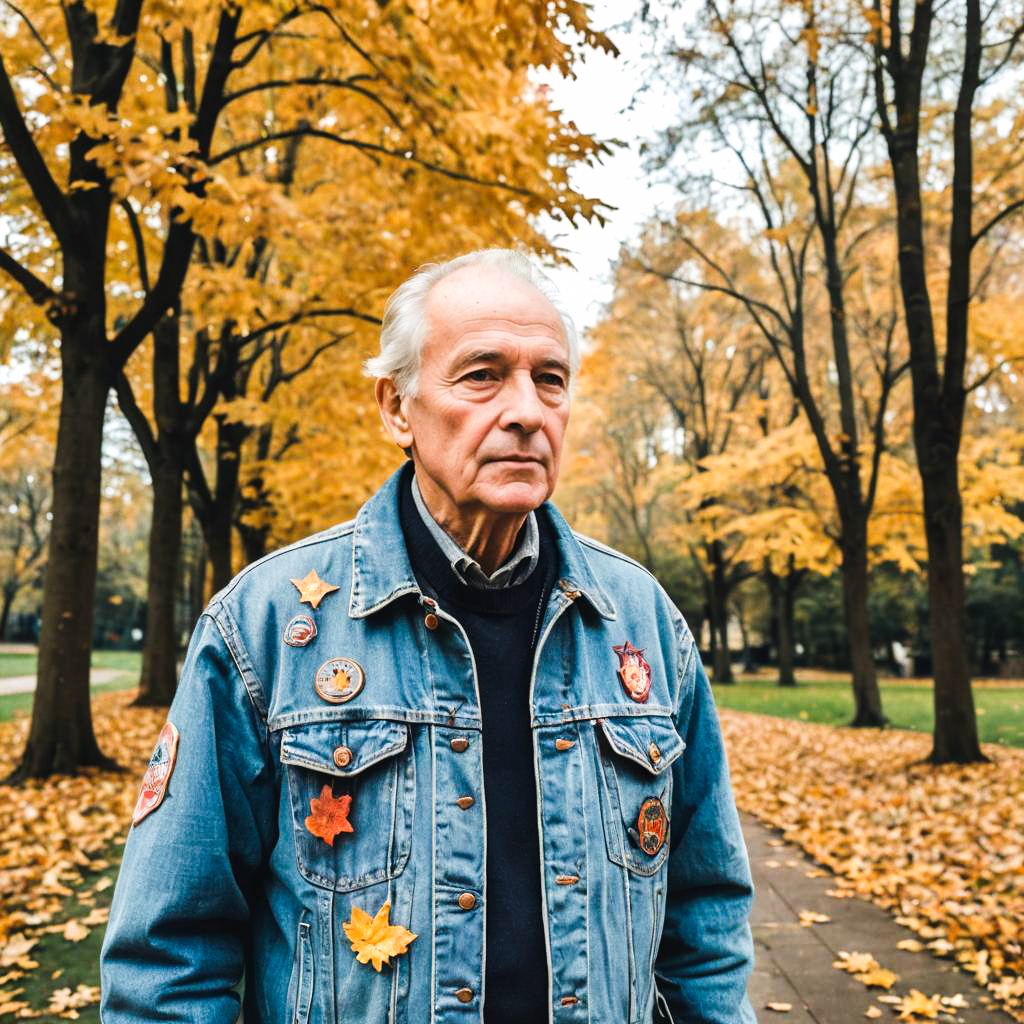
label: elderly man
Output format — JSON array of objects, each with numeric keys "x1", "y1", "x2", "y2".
[{"x1": 101, "y1": 250, "x2": 756, "y2": 1023}]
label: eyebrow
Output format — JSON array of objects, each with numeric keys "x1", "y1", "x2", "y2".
[{"x1": 449, "y1": 350, "x2": 571, "y2": 376}]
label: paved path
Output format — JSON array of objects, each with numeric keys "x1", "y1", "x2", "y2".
[
  {"x1": 743, "y1": 813, "x2": 1014, "y2": 1023},
  {"x1": 0, "y1": 668, "x2": 123, "y2": 696}
]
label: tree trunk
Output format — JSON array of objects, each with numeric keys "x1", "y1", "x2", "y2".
[
  {"x1": 0, "y1": 586, "x2": 15, "y2": 642},
  {"x1": 7, "y1": 354, "x2": 118, "y2": 781},
  {"x1": 134, "y1": 456, "x2": 183, "y2": 706},
  {"x1": 187, "y1": 529, "x2": 208, "y2": 630},
  {"x1": 237, "y1": 519, "x2": 270, "y2": 566},
  {"x1": 777, "y1": 570, "x2": 797, "y2": 687},
  {"x1": 131, "y1": 311, "x2": 188, "y2": 707},
  {"x1": 841, "y1": 534, "x2": 886, "y2": 726},
  {"x1": 709, "y1": 547, "x2": 733, "y2": 683},
  {"x1": 921, "y1": 454, "x2": 984, "y2": 762}
]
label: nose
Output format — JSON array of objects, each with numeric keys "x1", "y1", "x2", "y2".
[{"x1": 498, "y1": 372, "x2": 545, "y2": 434}]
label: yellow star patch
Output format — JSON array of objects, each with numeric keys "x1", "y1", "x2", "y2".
[
  {"x1": 343, "y1": 901, "x2": 417, "y2": 972},
  {"x1": 290, "y1": 569, "x2": 339, "y2": 609}
]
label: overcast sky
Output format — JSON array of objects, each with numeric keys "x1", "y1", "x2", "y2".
[{"x1": 537, "y1": 6, "x2": 677, "y2": 334}]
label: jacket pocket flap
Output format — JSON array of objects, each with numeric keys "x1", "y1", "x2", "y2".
[
  {"x1": 280, "y1": 719, "x2": 409, "y2": 777},
  {"x1": 597, "y1": 716, "x2": 685, "y2": 775}
]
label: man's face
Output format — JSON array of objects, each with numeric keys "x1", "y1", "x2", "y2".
[{"x1": 379, "y1": 264, "x2": 571, "y2": 524}]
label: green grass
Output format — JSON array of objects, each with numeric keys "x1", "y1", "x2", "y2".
[
  {"x1": 712, "y1": 675, "x2": 1024, "y2": 748},
  {"x1": 0, "y1": 651, "x2": 38, "y2": 677},
  {"x1": 0, "y1": 650, "x2": 141, "y2": 723}
]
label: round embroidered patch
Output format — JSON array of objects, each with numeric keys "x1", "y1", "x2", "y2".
[
  {"x1": 314, "y1": 657, "x2": 365, "y2": 704},
  {"x1": 284, "y1": 614, "x2": 317, "y2": 647},
  {"x1": 636, "y1": 797, "x2": 668, "y2": 856}
]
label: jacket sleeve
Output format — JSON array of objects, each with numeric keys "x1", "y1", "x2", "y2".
[
  {"x1": 100, "y1": 609, "x2": 277, "y2": 1023},
  {"x1": 654, "y1": 622, "x2": 757, "y2": 1023}
]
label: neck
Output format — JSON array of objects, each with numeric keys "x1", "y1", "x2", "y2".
[{"x1": 414, "y1": 472, "x2": 528, "y2": 575}]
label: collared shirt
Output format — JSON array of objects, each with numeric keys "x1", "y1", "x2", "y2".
[{"x1": 411, "y1": 473, "x2": 539, "y2": 589}]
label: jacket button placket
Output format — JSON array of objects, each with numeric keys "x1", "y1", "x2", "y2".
[
  {"x1": 426, "y1": 622, "x2": 485, "y2": 1019},
  {"x1": 538, "y1": 715, "x2": 589, "y2": 1020}
]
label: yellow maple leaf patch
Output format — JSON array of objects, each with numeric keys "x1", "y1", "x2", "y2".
[{"x1": 343, "y1": 901, "x2": 417, "y2": 972}]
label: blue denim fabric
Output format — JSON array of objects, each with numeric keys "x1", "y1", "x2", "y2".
[{"x1": 100, "y1": 468, "x2": 756, "y2": 1023}]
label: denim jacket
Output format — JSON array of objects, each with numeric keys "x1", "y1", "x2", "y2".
[{"x1": 101, "y1": 469, "x2": 756, "y2": 1023}]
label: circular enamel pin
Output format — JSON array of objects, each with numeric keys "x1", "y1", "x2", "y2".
[
  {"x1": 636, "y1": 797, "x2": 668, "y2": 856},
  {"x1": 284, "y1": 614, "x2": 317, "y2": 648},
  {"x1": 314, "y1": 657, "x2": 365, "y2": 704}
]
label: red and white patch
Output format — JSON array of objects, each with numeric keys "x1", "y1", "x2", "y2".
[
  {"x1": 613, "y1": 641, "x2": 652, "y2": 703},
  {"x1": 132, "y1": 722, "x2": 180, "y2": 826}
]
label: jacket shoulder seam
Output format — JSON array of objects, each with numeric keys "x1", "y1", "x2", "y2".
[{"x1": 213, "y1": 519, "x2": 356, "y2": 603}]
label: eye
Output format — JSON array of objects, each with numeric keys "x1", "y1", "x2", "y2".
[
  {"x1": 537, "y1": 372, "x2": 567, "y2": 388},
  {"x1": 463, "y1": 368, "x2": 496, "y2": 383}
]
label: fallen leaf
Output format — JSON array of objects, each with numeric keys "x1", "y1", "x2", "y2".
[
  {"x1": 62, "y1": 920, "x2": 89, "y2": 943},
  {"x1": 765, "y1": 1002, "x2": 793, "y2": 1012},
  {"x1": 304, "y1": 785, "x2": 353, "y2": 846},
  {"x1": 799, "y1": 910, "x2": 831, "y2": 926},
  {"x1": 865, "y1": 1008, "x2": 883, "y2": 1019},
  {"x1": 833, "y1": 951, "x2": 880, "y2": 974},
  {"x1": 940, "y1": 994, "x2": 969, "y2": 1008},
  {"x1": 855, "y1": 968, "x2": 899, "y2": 989},
  {"x1": 342, "y1": 901, "x2": 416, "y2": 972},
  {"x1": 896, "y1": 939, "x2": 924, "y2": 952},
  {"x1": 896, "y1": 990, "x2": 942, "y2": 1020}
]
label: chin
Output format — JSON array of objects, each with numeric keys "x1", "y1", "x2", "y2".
[{"x1": 479, "y1": 482, "x2": 550, "y2": 516}]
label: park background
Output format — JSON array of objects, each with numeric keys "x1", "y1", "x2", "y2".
[{"x1": 1, "y1": 0, "x2": 1023, "y2": 1020}]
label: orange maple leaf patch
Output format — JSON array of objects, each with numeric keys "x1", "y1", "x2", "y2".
[
  {"x1": 305, "y1": 785, "x2": 354, "y2": 845},
  {"x1": 343, "y1": 901, "x2": 417, "y2": 972}
]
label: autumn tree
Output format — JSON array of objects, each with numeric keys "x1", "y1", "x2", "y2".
[
  {"x1": 867, "y1": 0, "x2": 1024, "y2": 762},
  {"x1": 0, "y1": 1, "x2": 611, "y2": 776},
  {"x1": 639, "y1": 0, "x2": 918, "y2": 724}
]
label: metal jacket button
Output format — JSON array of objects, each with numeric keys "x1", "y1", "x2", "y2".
[
  {"x1": 456, "y1": 796, "x2": 475, "y2": 810},
  {"x1": 332, "y1": 746, "x2": 353, "y2": 768},
  {"x1": 450, "y1": 736, "x2": 469, "y2": 752},
  {"x1": 424, "y1": 612, "x2": 439, "y2": 630},
  {"x1": 455, "y1": 988, "x2": 474, "y2": 1003},
  {"x1": 554, "y1": 738, "x2": 574, "y2": 751},
  {"x1": 457, "y1": 892, "x2": 476, "y2": 910},
  {"x1": 648, "y1": 742, "x2": 662, "y2": 763}
]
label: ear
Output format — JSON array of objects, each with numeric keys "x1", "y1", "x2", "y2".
[{"x1": 375, "y1": 377, "x2": 414, "y2": 450}]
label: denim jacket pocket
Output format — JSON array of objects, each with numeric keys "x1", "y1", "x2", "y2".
[
  {"x1": 595, "y1": 715, "x2": 685, "y2": 876},
  {"x1": 281, "y1": 718, "x2": 416, "y2": 892}
]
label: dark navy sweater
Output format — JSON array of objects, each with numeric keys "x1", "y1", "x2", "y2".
[{"x1": 399, "y1": 473, "x2": 555, "y2": 1023}]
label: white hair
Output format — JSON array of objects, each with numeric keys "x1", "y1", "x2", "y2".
[{"x1": 364, "y1": 248, "x2": 579, "y2": 397}]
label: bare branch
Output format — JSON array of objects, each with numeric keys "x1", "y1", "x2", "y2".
[
  {"x1": 0, "y1": 54, "x2": 73, "y2": 243},
  {"x1": 113, "y1": 370, "x2": 158, "y2": 469},
  {"x1": 210, "y1": 127, "x2": 541, "y2": 200},
  {"x1": 0, "y1": 246, "x2": 59, "y2": 308},
  {"x1": 971, "y1": 197, "x2": 1024, "y2": 249},
  {"x1": 119, "y1": 199, "x2": 150, "y2": 294}
]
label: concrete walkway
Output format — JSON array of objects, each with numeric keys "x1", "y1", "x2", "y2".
[
  {"x1": 0, "y1": 668, "x2": 123, "y2": 696},
  {"x1": 744, "y1": 813, "x2": 1014, "y2": 1023}
]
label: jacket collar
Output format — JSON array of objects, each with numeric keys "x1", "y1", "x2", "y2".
[{"x1": 348, "y1": 464, "x2": 616, "y2": 620}]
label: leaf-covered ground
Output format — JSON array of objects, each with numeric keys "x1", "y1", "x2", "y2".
[
  {"x1": 722, "y1": 710, "x2": 1024, "y2": 1021},
  {"x1": 0, "y1": 693, "x2": 164, "y2": 1020},
  {"x1": 1, "y1": 695, "x2": 1022, "y2": 1020}
]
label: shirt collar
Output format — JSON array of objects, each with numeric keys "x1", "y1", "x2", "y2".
[
  {"x1": 348, "y1": 464, "x2": 616, "y2": 620},
  {"x1": 410, "y1": 474, "x2": 539, "y2": 589}
]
